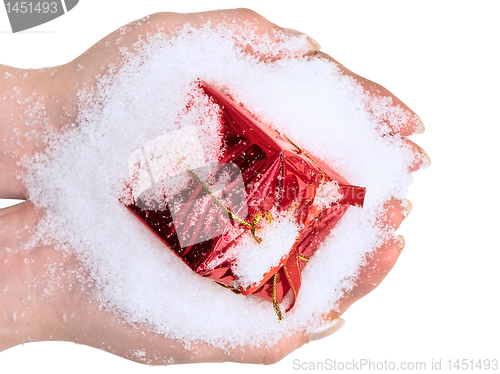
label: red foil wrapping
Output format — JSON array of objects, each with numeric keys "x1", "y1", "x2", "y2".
[{"x1": 126, "y1": 80, "x2": 366, "y2": 319}]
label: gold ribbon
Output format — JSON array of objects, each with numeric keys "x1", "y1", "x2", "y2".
[
  {"x1": 182, "y1": 161, "x2": 276, "y2": 248},
  {"x1": 272, "y1": 273, "x2": 284, "y2": 322},
  {"x1": 251, "y1": 210, "x2": 273, "y2": 243},
  {"x1": 182, "y1": 163, "x2": 252, "y2": 229},
  {"x1": 271, "y1": 254, "x2": 310, "y2": 321},
  {"x1": 181, "y1": 129, "x2": 320, "y2": 322},
  {"x1": 276, "y1": 130, "x2": 326, "y2": 187}
]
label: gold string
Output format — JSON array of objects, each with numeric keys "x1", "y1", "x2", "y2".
[
  {"x1": 272, "y1": 273, "x2": 283, "y2": 322},
  {"x1": 270, "y1": 253, "x2": 308, "y2": 322},
  {"x1": 216, "y1": 282, "x2": 242, "y2": 294},
  {"x1": 295, "y1": 250, "x2": 301, "y2": 283},
  {"x1": 251, "y1": 210, "x2": 273, "y2": 243},
  {"x1": 182, "y1": 162, "x2": 276, "y2": 245},
  {"x1": 181, "y1": 130, "x2": 320, "y2": 322},
  {"x1": 276, "y1": 130, "x2": 326, "y2": 187},
  {"x1": 283, "y1": 263, "x2": 297, "y2": 304},
  {"x1": 182, "y1": 162, "x2": 252, "y2": 229}
]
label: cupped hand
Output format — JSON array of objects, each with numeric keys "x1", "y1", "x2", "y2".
[{"x1": 0, "y1": 9, "x2": 427, "y2": 365}]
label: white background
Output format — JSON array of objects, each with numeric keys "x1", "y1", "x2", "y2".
[{"x1": 1, "y1": 0, "x2": 499, "y2": 373}]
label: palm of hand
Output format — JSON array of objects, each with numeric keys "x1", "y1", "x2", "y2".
[{"x1": 0, "y1": 9, "x2": 426, "y2": 365}]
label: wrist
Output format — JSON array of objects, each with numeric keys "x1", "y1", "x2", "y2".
[
  {"x1": 0, "y1": 66, "x2": 40, "y2": 198},
  {"x1": 0, "y1": 203, "x2": 79, "y2": 351},
  {"x1": 0, "y1": 245, "x2": 42, "y2": 351},
  {"x1": 0, "y1": 247, "x2": 88, "y2": 351}
]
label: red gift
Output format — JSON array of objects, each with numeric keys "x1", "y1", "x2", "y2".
[{"x1": 125, "y1": 80, "x2": 366, "y2": 320}]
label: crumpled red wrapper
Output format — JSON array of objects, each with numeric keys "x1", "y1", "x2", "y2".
[{"x1": 125, "y1": 80, "x2": 366, "y2": 320}]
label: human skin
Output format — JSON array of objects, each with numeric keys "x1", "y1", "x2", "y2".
[{"x1": 0, "y1": 9, "x2": 427, "y2": 365}]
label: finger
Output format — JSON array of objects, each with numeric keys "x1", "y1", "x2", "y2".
[
  {"x1": 401, "y1": 137, "x2": 431, "y2": 172},
  {"x1": 194, "y1": 9, "x2": 321, "y2": 59},
  {"x1": 315, "y1": 51, "x2": 424, "y2": 136},
  {"x1": 336, "y1": 235, "x2": 404, "y2": 316},
  {"x1": 380, "y1": 198, "x2": 412, "y2": 231},
  {"x1": 256, "y1": 316, "x2": 343, "y2": 365},
  {"x1": 72, "y1": 303, "x2": 310, "y2": 366},
  {"x1": 0, "y1": 160, "x2": 27, "y2": 199},
  {"x1": 209, "y1": 328, "x2": 310, "y2": 365},
  {"x1": 146, "y1": 318, "x2": 340, "y2": 365},
  {"x1": 73, "y1": 293, "x2": 344, "y2": 366},
  {"x1": 0, "y1": 200, "x2": 39, "y2": 248}
]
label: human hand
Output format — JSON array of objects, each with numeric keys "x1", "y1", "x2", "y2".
[{"x1": 0, "y1": 9, "x2": 427, "y2": 365}]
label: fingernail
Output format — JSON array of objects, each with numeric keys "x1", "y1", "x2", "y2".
[
  {"x1": 282, "y1": 27, "x2": 321, "y2": 51},
  {"x1": 420, "y1": 150, "x2": 431, "y2": 169},
  {"x1": 401, "y1": 199, "x2": 412, "y2": 219},
  {"x1": 397, "y1": 235, "x2": 405, "y2": 258},
  {"x1": 308, "y1": 318, "x2": 345, "y2": 342},
  {"x1": 414, "y1": 114, "x2": 425, "y2": 134}
]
